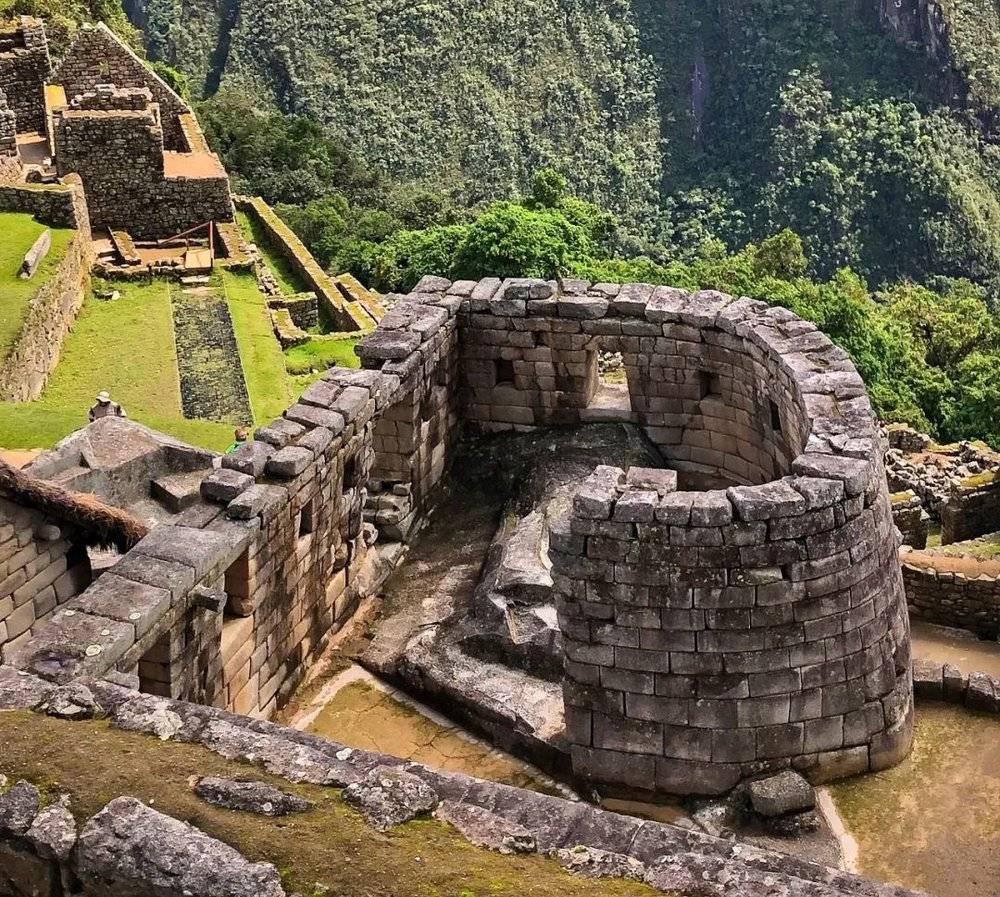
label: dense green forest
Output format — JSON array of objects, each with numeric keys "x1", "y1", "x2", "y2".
[{"x1": 4, "y1": 0, "x2": 1000, "y2": 447}]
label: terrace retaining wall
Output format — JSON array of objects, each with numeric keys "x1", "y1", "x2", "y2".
[
  {"x1": 900, "y1": 548, "x2": 1000, "y2": 639},
  {"x1": 0, "y1": 178, "x2": 92, "y2": 402}
]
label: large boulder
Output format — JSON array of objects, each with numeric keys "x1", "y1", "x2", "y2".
[{"x1": 76, "y1": 797, "x2": 285, "y2": 897}]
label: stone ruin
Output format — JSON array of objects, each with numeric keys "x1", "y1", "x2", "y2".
[
  {"x1": 0, "y1": 276, "x2": 914, "y2": 804},
  {"x1": 0, "y1": 18, "x2": 233, "y2": 240}
]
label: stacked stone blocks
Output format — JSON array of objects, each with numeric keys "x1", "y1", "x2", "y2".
[
  {"x1": 0, "y1": 499, "x2": 92, "y2": 659},
  {"x1": 0, "y1": 17, "x2": 51, "y2": 135}
]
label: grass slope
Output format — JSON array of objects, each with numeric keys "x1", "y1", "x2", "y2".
[
  {"x1": 221, "y1": 269, "x2": 295, "y2": 422},
  {"x1": 0, "y1": 270, "x2": 299, "y2": 452},
  {"x1": 0, "y1": 213, "x2": 75, "y2": 358}
]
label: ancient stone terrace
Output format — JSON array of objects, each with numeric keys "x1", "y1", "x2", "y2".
[
  {"x1": 0, "y1": 19, "x2": 234, "y2": 239},
  {"x1": 1, "y1": 276, "x2": 913, "y2": 805}
]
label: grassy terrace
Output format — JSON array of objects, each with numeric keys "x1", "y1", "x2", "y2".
[
  {"x1": 0, "y1": 212, "x2": 75, "y2": 357},
  {"x1": 236, "y1": 209, "x2": 310, "y2": 296},
  {"x1": 0, "y1": 271, "x2": 318, "y2": 452},
  {"x1": 0, "y1": 712, "x2": 659, "y2": 897}
]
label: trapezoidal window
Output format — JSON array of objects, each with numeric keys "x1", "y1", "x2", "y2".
[
  {"x1": 697, "y1": 369, "x2": 722, "y2": 399},
  {"x1": 298, "y1": 498, "x2": 315, "y2": 539},
  {"x1": 495, "y1": 358, "x2": 516, "y2": 385},
  {"x1": 343, "y1": 454, "x2": 359, "y2": 493},
  {"x1": 769, "y1": 399, "x2": 782, "y2": 434}
]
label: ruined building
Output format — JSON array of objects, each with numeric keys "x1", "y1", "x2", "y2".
[
  {"x1": 0, "y1": 17, "x2": 233, "y2": 239},
  {"x1": 2, "y1": 277, "x2": 914, "y2": 801}
]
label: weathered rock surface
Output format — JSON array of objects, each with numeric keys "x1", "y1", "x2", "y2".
[
  {"x1": 192, "y1": 776, "x2": 313, "y2": 817},
  {"x1": 0, "y1": 780, "x2": 40, "y2": 835},
  {"x1": 26, "y1": 798, "x2": 77, "y2": 860},
  {"x1": 76, "y1": 797, "x2": 285, "y2": 897},
  {"x1": 435, "y1": 800, "x2": 536, "y2": 854},
  {"x1": 555, "y1": 845, "x2": 646, "y2": 880},
  {"x1": 44, "y1": 682, "x2": 104, "y2": 720},
  {"x1": 343, "y1": 766, "x2": 438, "y2": 831},
  {"x1": 747, "y1": 772, "x2": 816, "y2": 818}
]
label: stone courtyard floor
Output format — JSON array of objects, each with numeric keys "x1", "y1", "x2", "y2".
[{"x1": 828, "y1": 702, "x2": 1000, "y2": 897}]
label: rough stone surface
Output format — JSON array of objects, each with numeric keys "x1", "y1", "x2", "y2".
[
  {"x1": 192, "y1": 776, "x2": 313, "y2": 817},
  {"x1": 0, "y1": 780, "x2": 40, "y2": 835},
  {"x1": 747, "y1": 772, "x2": 816, "y2": 818},
  {"x1": 435, "y1": 801, "x2": 537, "y2": 854},
  {"x1": 76, "y1": 797, "x2": 286, "y2": 897},
  {"x1": 342, "y1": 766, "x2": 439, "y2": 831},
  {"x1": 26, "y1": 798, "x2": 77, "y2": 860},
  {"x1": 44, "y1": 681, "x2": 104, "y2": 720},
  {"x1": 555, "y1": 845, "x2": 647, "y2": 880}
]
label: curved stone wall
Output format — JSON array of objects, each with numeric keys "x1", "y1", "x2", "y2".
[{"x1": 526, "y1": 285, "x2": 916, "y2": 796}]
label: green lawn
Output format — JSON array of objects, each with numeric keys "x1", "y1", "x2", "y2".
[
  {"x1": 0, "y1": 213, "x2": 76, "y2": 357},
  {"x1": 236, "y1": 210, "x2": 310, "y2": 296},
  {"x1": 0, "y1": 266, "x2": 331, "y2": 453},
  {"x1": 0, "y1": 279, "x2": 233, "y2": 451},
  {"x1": 221, "y1": 270, "x2": 295, "y2": 423},
  {"x1": 283, "y1": 335, "x2": 362, "y2": 375}
]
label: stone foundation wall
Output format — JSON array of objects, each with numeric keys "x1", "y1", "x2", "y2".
[
  {"x1": 890, "y1": 490, "x2": 927, "y2": 549},
  {"x1": 0, "y1": 178, "x2": 93, "y2": 402},
  {"x1": 900, "y1": 549, "x2": 1000, "y2": 639},
  {"x1": 0, "y1": 17, "x2": 51, "y2": 135},
  {"x1": 941, "y1": 471, "x2": 1000, "y2": 545},
  {"x1": 0, "y1": 498, "x2": 92, "y2": 660}
]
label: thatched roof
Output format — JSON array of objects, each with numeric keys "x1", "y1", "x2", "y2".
[{"x1": 0, "y1": 459, "x2": 148, "y2": 552}]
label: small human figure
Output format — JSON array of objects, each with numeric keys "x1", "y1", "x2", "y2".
[
  {"x1": 89, "y1": 391, "x2": 127, "y2": 422},
  {"x1": 226, "y1": 426, "x2": 250, "y2": 454}
]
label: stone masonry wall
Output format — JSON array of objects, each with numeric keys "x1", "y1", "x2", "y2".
[
  {"x1": 53, "y1": 96, "x2": 233, "y2": 239},
  {"x1": 50, "y1": 22, "x2": 189, "y2": 149},
  {"x1": 4, "y1": 277, "x2": 915, "y2": 801},
  {"x1": 890, "y1": 490, "x2": 927, "y2": 549},
  {"x1": 941, "y1": 471, "x2": 1000, "y2": 545},
  {"x1": 900, "y1": 548, "x2": 1000, "y2": 639},
  {"x1": 456, "y1": 280, "x2": 806, "y2": 486},
  {"x1": 357, "y1": 281, "x2": 462, "y2": 509},
  {"x1": 5, "y1": 368, "x2": 400, "y2": 718},
  {"x1": 0, "y1": 178, "x2": 93, "y2": 402},
  {"x1": 0, "y1": 498, "x2": 92, "y2": 659},
  {"x1": 0, "y1": 17, "x2": 51, "y2": 135}
]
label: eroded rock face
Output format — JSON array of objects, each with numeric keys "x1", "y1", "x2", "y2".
[
  {"x1": 44, "y1": 682, "x2": 104, "y2": 720},
  {"x1": 342, "y1": 766, "x2": 438, "y2": 831},
  {"x1": 76, "y1": 797, "x2": 285, "y2": 897},
  {"x1": 555, "y1": 845, "x2": 647, "y2": 880},
  {"x1": 192, "y1": 776, "x2": 313, "y2": 817}
]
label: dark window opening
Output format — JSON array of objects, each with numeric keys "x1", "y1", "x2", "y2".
[
  {"x1": 343, "y1": 455, "x2": 359, "y2": 492},
  {"x1": 698, "y1": 370, "x2": 722, "y2": 399},
  {"x1": 769, "y1": 399, "x2": 782, "y2": 433},
  {"x1": 224, "y1": 549, "x2": 250, "y2": 618},
  {"x1": 495, "y1": 358, "x2": 516, "y2": 385},
  {"x1": 298, "y1": 498, "x2": 315, "y2": 538}
]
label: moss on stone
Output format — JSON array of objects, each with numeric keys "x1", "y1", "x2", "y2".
[{"x1": 0, "y1": 712, "x2": 665, "y2": 897}]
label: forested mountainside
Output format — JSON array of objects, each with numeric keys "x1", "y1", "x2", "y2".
[
  {"x1": 4, "y1": 0, "x2": 1000, "y2": 447},
  {"x1": 104, "y1": 0, "x2": 1000, "y2": 295}
]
